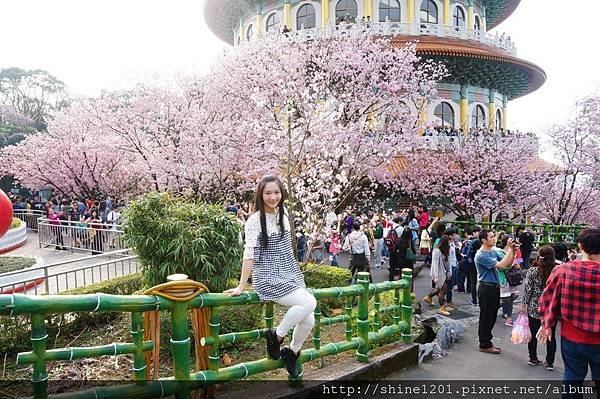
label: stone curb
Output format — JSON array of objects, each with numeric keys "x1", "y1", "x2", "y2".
[{"x1": 219, "y1": 343, "x2": 419, "y2": 399}]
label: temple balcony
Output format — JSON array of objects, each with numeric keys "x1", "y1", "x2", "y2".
[{"x1": 252, "y1": 21, "x2": 516, "y2": 56}]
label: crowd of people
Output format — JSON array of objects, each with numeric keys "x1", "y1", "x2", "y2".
[
  {"x1": 10, "y1": 193, "x2": 122, "y2": 254},
  {"x1": 424, "y1": 126, "x2": 538, "y2": 139},
  {"x1": 288, "y1": 204, "x2": 598, "y2": 392}
]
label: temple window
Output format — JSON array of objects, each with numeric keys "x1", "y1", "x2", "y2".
[
  {"x1": 496, "y1": 109, "x2": 503, "y2": 131},
  {"x1": 453, "y1": 6, "x2": 465, "y2": 28},
  {"x1": 434, "y1": 101, "x2": 455, "y2": 129},
  {"x1": 379, "y1": 0, "x2": 401, "y2": 22},
  {"x1": 474, "y1": 15, "x2": 481, "y2": 30},
  {"x1": 297, "y1": 3, "x2": 317, "y2": 29},
  {"x1": 472, "y1": 104, "x2": 486, "y2": 128},
  {"x1": 336, "y1": 0, "x2": 358, "y2": 24},
  {"x1": 265, "y1": 12, "x2": 281, "y2": 32},
  {"x1": 420, "y1": 0, "x2": 438, "y2": 24}
]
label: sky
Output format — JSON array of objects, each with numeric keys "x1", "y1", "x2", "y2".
[{"x1": 1, "y1": 0, "x2": 599, "y2": 137}]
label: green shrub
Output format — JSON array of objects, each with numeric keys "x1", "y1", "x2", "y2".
[
  {"x1": 0, "y1": 256, "x2": 36, "y2": 274},
  {"x1": 303, "y1": 264, "x2": 352, "y2": 312},
  {"x1": 60, "y1": 272, "x2": 144, "y2": 296},
  {"x1": 9, "y1": 217, "x2": 22, "y2": 230},
  {"x1": 220, "y1": 304, "x2": 264, "y2": 336},
  {"x1": 121, "y1": 192, "x2": 243, "y2": 292}
]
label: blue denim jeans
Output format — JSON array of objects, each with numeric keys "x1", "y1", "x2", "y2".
[
  {"x1": 446, "y1": 267, "x2": 458, "y2": 303},
  {"x1": 330, "y1": 253, "x2": 339, "y2": 267},
  {"x1": 561, "y1": 336, "x2": 600, "y2": 399}
]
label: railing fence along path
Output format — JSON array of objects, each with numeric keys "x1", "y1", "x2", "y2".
[
  {"x1": 0, "y1": 249, "x2": 139, "y2": 295},
  {"x1": 37, "y1": 217, "x2": 125, "y2": 254},
  {"x1": 12, "y1": 209, "x2": 46, "y2": 232},
  {"x1": 0, "y1": 270, "x2": 413, "y2": 399}
]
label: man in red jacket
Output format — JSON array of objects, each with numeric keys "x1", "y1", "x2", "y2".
[{"x1": 538, "y1": 227, "x2": 600, "y2": 397}]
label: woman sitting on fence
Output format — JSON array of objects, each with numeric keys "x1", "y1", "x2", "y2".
[{"x1": 224, "y1": 175, "x2": 316, "y2": 378}]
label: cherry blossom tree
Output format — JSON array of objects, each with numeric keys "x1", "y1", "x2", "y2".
[
  {"x1": 0, "y1": 101, "x2": 144, "y2": 198},
  {"x1": 396, "y1": 133, "x2": 543, "y2": 220},
  {"x1": 207, "y1": 30, "x2": 444, "y2": 243},
  {"x1": 532, "y1": 92, "x2": 600, "y2": 225}
]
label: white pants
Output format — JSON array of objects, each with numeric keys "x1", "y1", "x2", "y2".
[
  {"x1": 273, "y1": 288, "x2": 317, "y2": 353},
  {"x1": 373, "y1": 238, "x2": 383, "y2": 266}
]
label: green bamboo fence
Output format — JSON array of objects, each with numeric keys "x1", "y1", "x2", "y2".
[
  {"x1": 0, "y1": 269, "x2": 413, "y2": 398},
  {"x1": 443, "y1": 221, "x2": 585, "y2": 246}
]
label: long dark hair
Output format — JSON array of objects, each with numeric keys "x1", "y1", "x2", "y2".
[
  {"x1": 407, "y1": 209, "x2": 416, "y2": 221},
  {"x1": 437, "y1": 235, "x2": 450, "y2": 261},
  {"x1": 398, "y1": 228, "x2": 412, "y2": 251},
  {"x1": 254, "y1": 175, "x2": 287, "y2": 248},
  {"x1": 534, "y1": 245, "x2": 556, "y2": 286}
]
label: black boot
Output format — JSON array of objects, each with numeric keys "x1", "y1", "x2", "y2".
[
  {"x1": 265, "y1": 329, "x2": 282, "y2": 360},
  {"x1": 280, "y1": 347, "x2": 300, "y2": 378}
]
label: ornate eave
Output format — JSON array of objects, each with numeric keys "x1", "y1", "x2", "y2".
[
  {"x1": 391, "y1": 36, "x2": 546, "y2": 99},
  {"x1": 203, "y1": 0, "x2": 521, "y2": 44}
]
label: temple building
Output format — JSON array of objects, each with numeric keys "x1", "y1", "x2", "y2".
[{"x1": 204, "y1": 0, "x2": 545, "y2": 133}]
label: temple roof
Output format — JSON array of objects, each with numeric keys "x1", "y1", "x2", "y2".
[
  {"x1": 204, "y1": 0, "x2": 521, "y2": 45},
  {"x1": 391, "y1": 35, "x2": 546, "y2": 99}
]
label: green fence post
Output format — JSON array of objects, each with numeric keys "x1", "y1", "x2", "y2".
[
  {"x1": 393, "y1": 287, "x2": 401, "y2": 326},
  {"x1": 401, "y1": 269, "x2": 413, "y2": 344},
  {"x1": 543, "y1": 224, "x2": 550, "y2": 244},
  {"x1": 171, "y1": 302, "x2": 191, "y2": 399},
  {"x1": 356, "y1": 272, "x2": 370, "y2": 363},
  {"x1": 312, "y1": 300, "x2": 321, "y2": 351},
  {"x1": 208, "y1": 306, "x2": 220, "y2": 372},
  {"x1": 264, "y1": 302, "x2": 274, "y2": 359},
  {"x1": 372, "y1": 292, "x2": 381, "y2": 332},
  {"x1": 345, "y1": 297, "x2": 353, "y2": 341},
  {"x1": 131, "y1": 312, "x2": 146, "y2": 381},
  {"x1": 31, "y1": 313, "x2": 48, "y2": 399}
]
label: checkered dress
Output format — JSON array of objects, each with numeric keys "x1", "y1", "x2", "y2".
[{"x1": 243, "y1": 210, "x2": 305, "y2": 301}]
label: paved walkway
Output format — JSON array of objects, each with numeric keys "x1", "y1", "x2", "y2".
[{"x1": 332, "y1": 253, "x2": 571, "y2": 384}]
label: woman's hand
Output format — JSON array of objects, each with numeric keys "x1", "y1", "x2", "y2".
[{"x1": 223, "y1": 286, "x2": 244, "y2": 297}]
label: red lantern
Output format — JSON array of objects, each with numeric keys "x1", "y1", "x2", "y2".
[{"x1": 0, "y1": 189, "x2": 13, "y2": 238}]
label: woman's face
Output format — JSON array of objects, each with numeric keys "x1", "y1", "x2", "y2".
[{"x1": 262, "y1": 182, "x2": 282, "y2": 211}]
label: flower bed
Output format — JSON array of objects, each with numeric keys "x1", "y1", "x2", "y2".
[
  {"x1": 0, "y1": 219, "x2": 27, "y2": 254},
  {"x1": 0, "y1": 256, "x2": 44, "y2": 294}
]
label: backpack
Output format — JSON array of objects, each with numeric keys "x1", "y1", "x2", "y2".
[
  {"x1": 385, "y1": 228, "x2": 399, "y2": 252},
  {"x1": 458, "y1": 239, "x2": 474, "y2": 272}
]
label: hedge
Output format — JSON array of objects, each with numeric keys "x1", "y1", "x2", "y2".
[{"x1": 303, "y1": 263, "x2": 352, "y2": 313}]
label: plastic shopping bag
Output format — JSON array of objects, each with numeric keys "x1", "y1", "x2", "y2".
[{"x1": 510, "y1": 312, "x2": 532, "y2": 344}]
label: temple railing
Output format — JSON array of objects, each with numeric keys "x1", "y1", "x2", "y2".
[
  {"x1": 259, "y1": 22, "x2": 517, "y2": 55},
  {"x1": 445, "y1": 221, "x2": 586, "y2": 246},
  {"x1": 0, "y1": 270, "x2": 413, "y2": 399},
  {"x1": 418, "y1": 134, "x2": 539, "y2": 151}
]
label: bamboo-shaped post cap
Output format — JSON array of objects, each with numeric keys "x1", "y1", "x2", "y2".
[{"x1": 167, "y1": 274, "x2": 189, "y2": 281}]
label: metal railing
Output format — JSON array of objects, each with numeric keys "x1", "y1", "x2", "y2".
[
  {"x1": 12, "y1": 209, "x2": 46, "y2": 232},
  {"x1": 445, "y1": 221, "x2": 586, "y2": 247},
  {"x1": 0, "y1": 270, "x2": 413, "y2": 398},
  {"x1": 38, "y1": 217, "x2": 125, "y2": 254},
  {"x1": 259, "y1": 21, "x2": 517, "y2": 55},
  {"x1": 419, "y1": 134, "x2": 539, "y2": 151},
  {"x1": 0, "y1": 249, "x2": 139, "y2": 295}
]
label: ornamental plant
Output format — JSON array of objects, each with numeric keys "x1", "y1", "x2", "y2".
[{"x1": 121, "y1": 192, "x2": 243, "y2": 292}]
